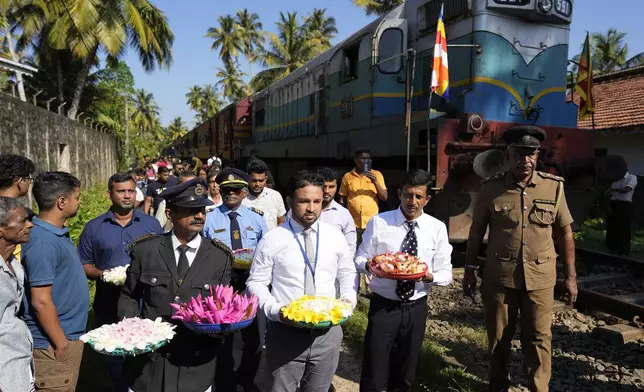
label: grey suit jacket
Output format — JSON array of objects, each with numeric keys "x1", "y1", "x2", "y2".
[{"x1": 118, "y1": 232, "x2": 232, "y2": 392}]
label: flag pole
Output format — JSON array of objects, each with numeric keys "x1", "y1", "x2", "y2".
[{"x1": 427, "y1": 90, "x2": 434, "y2": 176}]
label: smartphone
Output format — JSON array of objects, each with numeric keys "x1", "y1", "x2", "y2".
[{"x1": 364, "y1": 159, "x2": 372, "y2": 173}]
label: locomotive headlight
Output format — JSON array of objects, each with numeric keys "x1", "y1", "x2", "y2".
[{"x1": 537, "y1": 0, "x2": 553, "y2": 13}]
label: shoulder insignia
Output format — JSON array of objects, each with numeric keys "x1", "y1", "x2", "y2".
[
  {"x1": 250, "y1": 207, "x2": 264, "y2": 216},
  {"x1": 482, "y1": 172, "x2": 506, "y2": 184},
  {"x1": 211, "y1": 238, "x2": 234, "y2": 260},
  {"x1": 537, "y1": 171, "x2": 565, "y2": 182},
  {"x1": 127, "y1": 233, "x2": 160, "y2": 251}
]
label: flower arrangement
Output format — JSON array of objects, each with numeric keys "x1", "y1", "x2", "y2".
[
  {"x1": 80, "y1": 317, "x2": 176, "y2": 356},
  {"x1": 101, "y1": 265, "x2": 129, "y2": 286},
  {"x1": 171, "y1": 285, "x2": 258, "y2": 333},
  {"x1": 232, "y1": 248, "x2": 254, "y2": 269},
  {"x1": 369, "y1": 252, "x2": 427, "y2": 280},
  {"x1": 281, "y1": 296, "x2": 352, "y2": 328}
]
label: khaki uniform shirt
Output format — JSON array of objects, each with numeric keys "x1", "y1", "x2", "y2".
[{"x1": 468, "y1": 171, "x2": 573, "y2": 291}]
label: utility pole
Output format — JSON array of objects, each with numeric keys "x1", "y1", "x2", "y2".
[{"x1": 124, "y1": 96, "x2": 130, "y2": 163}]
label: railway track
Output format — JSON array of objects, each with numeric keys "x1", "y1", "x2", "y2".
[{"x1": 556, "y1": 247, "x2": 644, "y2": 324}]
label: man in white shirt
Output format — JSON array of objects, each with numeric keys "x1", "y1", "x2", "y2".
[
  {"x1": 318, "y1": 167, "x2": 357, "y2": 255},
  {"x1": 246, "y1": 170, "x2": 357, "y2": 392},
  {"x1": 606, "y1": 170, "x2": 638, "y2": 256},
  {"x1": 243, "y1": 159, "x2": 286, "y2": 230},
  {"x1": 355, "y1": 169, "x2": 452, "y2": 392}
]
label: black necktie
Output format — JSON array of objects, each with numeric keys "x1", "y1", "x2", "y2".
[
  {"x1": 177, "y1": 245, "x2": 190, "y2": 281},
  {"x1": 228, "y1": 211, "x2": 243, "y2": 250},
  {"x1": 396, "y1": 221, "x2": 417, "y2": 302}
]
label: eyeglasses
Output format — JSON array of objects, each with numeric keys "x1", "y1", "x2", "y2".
[{"x1": 20, "y1": 176, "x2": 34, "y2": 182}]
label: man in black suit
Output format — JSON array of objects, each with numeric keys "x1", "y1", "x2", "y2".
[{"x1": 118, "y1": 178, "x2": 232, "y2": 392}]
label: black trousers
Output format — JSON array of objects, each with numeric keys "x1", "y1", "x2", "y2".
[
  {"x1": 215, "y1": 270, "x2": 265, "y2": 392},
  {"x1": 360, "y1": 294, "x2": 428, "y2": 392},
  {"x1": 606, "y1": 200, "x2": 632, "y2": 255}
]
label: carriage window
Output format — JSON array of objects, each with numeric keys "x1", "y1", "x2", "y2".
[
  {"x1": 378, "y1": 28, "x2": 403, "y2": 74},
  {"x1": 343, "y1": 44, "x2": 360, "y2": 82},
  {"x1": 256, "y1": 109, "x2": 265, "y2": 127}
]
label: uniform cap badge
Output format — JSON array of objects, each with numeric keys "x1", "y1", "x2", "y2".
[
  {"x1": 228, "y1": 174, "x2": 235, "y2": 181},
  {"x1": 194, "y1": 183, "x2": 206, "y2": 196}
]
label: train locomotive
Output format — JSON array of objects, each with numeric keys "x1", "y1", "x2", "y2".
[{"x1": 170, "y1": 0, "x2": 609, "y2": 242}]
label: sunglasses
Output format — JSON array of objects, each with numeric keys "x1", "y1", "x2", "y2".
[{"x1": 221, "y1": 187, "x2": 244, "y2": 195}]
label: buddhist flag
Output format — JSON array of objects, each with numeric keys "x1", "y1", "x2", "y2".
[
  {"x1": 575, "y1": 32, "x2": 595, "y2": 120},
  {"x1": 431, "y1": 3, "x2": 449, "y2": 99}
]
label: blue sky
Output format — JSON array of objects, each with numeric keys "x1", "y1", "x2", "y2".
[{"x1": 123, "y1": 0, "x2": 644, "y2": 127}]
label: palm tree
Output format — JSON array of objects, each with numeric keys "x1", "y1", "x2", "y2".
[
  {"x1": 251, "y1": 12, "x2": 317, "y2": 91},
  {"x1": 352, "y1": 0, "x2": 402, "y2": 16},
  {"x1": 186, "y1": 85, "x2": 204, "y2": 113},
  {"x1": 131, "y1": 88, "x2": 160, "y2": 136},
  {"x1": 591, "y1": 29, "x2": 644, "y2": 74},
  {"x1": 167, "y1": 117, "x2": 188, "y2": 141},
  {"x1": 206, "y1": 14, "x2": 244, "y2": 65},
  {"x1": 17, "y1": 0, "x2": 174, "y2": 119},
  {"x1": 304, "y1": 8, "x2": 337, "y2": 54},
  {"x1": 199, "y1": 84, "x2": 225, "y2": 122},
  {"x1": 216, "y1": 60, "x2": 248, "y2": 102},
  {"x1": 0, "y1": 0, "x2": 27, "y2": 101},
  {"x1": 235, "y1": 9, "x2": 264, "y2": 78}
]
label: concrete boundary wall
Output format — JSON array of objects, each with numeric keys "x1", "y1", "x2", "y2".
[{"x1": 0, "y1": 94, "x2": 120, "y2": 194}]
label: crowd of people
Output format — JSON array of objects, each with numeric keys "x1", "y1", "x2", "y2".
[{"x1": 0, "y1": 125, "x2": 584, "y2": 392}]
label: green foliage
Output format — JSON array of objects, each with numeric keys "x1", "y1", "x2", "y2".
[
  {"x1": 67, "y1": 185, "x2": 110, "y2": 246},
  {"x1": 352, "y1": 0, "x2": 403, "y2": 16}
]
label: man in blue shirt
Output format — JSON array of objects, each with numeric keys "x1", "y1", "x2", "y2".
[
  {"x1": 79, "y1": 172, "x2": 162, "y2": 392},
  {"x1": 22, "y1": 172, "x2": 89, "y2": 392},
  {"x1": 203, "y1": 167, "x2": 268, "y2": 392}
]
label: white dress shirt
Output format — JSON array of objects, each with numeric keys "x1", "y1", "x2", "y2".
[
  {"x1": 246, "y1": 218, "x2": 358, "y2": 322},
  {"x1": 610, "y1": 172, "x2": 638, "y2": 202},
  {"x1": 286, "y1": 200, "x2": 357, "y2": 255},
  {"x1": 355, "y1": 208, "x2": 453, "y2": 301},
  {"x1": 242, "y1": 187, "x2": 287, "y2": 230},
  {"x1": 170, "y1": 231, "x2": 202, "y2": 266}
]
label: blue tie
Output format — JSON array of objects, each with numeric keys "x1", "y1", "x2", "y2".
[{"x1": 228, "y1": 211, "x2": 243, "y2": 250}]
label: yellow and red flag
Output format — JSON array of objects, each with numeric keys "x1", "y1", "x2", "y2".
[
  {"x1": 431, "y1": 3, "x2": 449, "y2": 99},
  {"x1": 575, "y1": 32, "x2": 595, "y2": 120}
]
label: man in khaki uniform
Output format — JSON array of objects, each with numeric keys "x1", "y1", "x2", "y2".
[{"x1": 463, "y1": 126, "x2": 578, "y2": 392}]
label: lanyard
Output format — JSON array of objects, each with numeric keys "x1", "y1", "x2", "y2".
[{"x1": 288, "y1": 221, "x2": 320, "y2": 279}]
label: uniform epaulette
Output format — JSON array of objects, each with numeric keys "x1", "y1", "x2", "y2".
[
  {"x1": 211, "y1": 238, "x2": 234, "y2": 260},
  {"x1": 482, "y1": 172, "x2": 506, "y2": 183},
  {"x1": 537, "y1": 171, "x2": 565, "y2": 182},
  {"x1": 127, "y1": 233, "x2": 160, "y2": 251},
  {"x1": 250, "y1": 207, "x2": 264, "y2": 216}
]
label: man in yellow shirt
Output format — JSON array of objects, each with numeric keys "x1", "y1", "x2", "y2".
[
  {"x1": 0, "y1": 154, "x2": 36, "y2": 263},
  {"x1": 339, "y1": 148, "x2": 388, "y2": 243}
]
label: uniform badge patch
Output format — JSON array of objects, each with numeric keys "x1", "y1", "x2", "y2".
[
  {"x1": 214, "y1": 228, "x2": 226, "y2": 233},
  {"x1": 250, "y1": 207, "x2": 264, "y2": 216},
  {"x1": 233, "y1": 230, "x2": 240, "y2": 240},
  {"x1": 534, "y1": 199, "x2": 556, "y2": 205},
  {"x1": 246, "y1": 226, "x2": 254, "y2": 232}
]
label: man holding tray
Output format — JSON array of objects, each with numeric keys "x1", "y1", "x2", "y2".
[
  {"x1": 355, "y1": 169, "x2": 453, "y2": 392},
  {"x1": 202, "y1": 167, "x2": 268, "y2": 392},
  {"x1": 118, "y1": 178, "x2": 232, "y2": 392},
  {"x1": 247, "y1": 170, "x2": 357, "y2": 392}
]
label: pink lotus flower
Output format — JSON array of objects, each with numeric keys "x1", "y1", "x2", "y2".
[{"x1": 171, "y1": 285, "x2": 258, "y2": 324}]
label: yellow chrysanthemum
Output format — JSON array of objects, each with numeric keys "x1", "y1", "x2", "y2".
[{"x1": 281, "y1": 296, "x2": 352, "y2": 326}]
